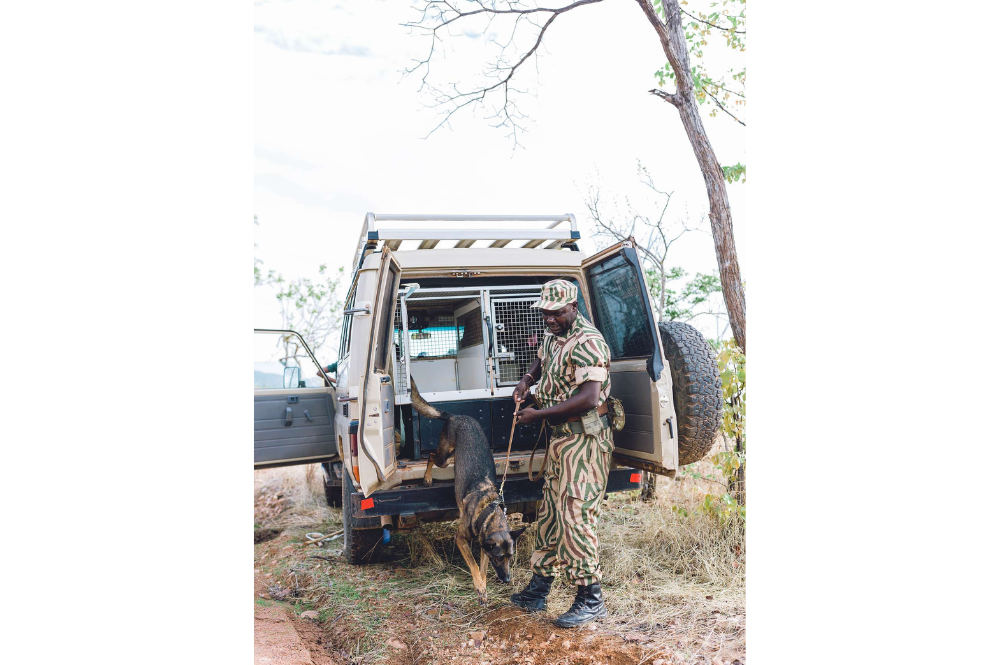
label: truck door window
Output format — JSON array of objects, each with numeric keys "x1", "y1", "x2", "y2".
[
  {"x1": 587, "y1": 254, "x2": 654, "y2": 358},
  {"x1": 373, "y1": 261, "x2": 399, "y2": 372}
]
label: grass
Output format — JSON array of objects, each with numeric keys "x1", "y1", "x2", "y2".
[{"x1": 254, "y1": 442, "x2": 745, "y2": 664}]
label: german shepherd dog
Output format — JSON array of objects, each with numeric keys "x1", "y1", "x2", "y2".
[{"x1": 410, "y1": 379, "x2": 525, "y2": 605}]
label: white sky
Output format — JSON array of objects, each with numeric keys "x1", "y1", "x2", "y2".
[{"x1": 254, "y1": 0, "x2": 746, "y2": 361}]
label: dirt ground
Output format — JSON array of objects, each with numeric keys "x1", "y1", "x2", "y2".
[
  {"x1": 254, "y1": 464, "x2": 745, "y2": 665},
  {"x1": 255, "y1": 564, "x2": 660, "y2": 665}
]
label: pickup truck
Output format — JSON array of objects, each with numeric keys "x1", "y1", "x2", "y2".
[{"x1": 254, "y1": 214, "x2": 722, "y2": 563}]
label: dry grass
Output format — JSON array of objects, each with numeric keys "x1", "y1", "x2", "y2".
[
  {"x1": 254, "y1": 464, "x2": 338, "y2": 531},
  {"x1": 253, "y1": 445, "x2": 745, "y2": 664},
  {"x1": 595, "y1": 444, "x2": 745, "y2": 661}
]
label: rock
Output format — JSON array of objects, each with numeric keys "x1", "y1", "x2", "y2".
[
  {"x1": 652, "y1": 660, "x2": 666, "y2": 665},
  {"x1": 387, "y1": 638, "x2": 407, "y2": 650},
  {"x1": 548, "y1": 633, "x2": 557, "y2": 642},
  {"x1": 468, "y1": 639, "x2": 475, "y2": 647},
  {"x1": 470, "y1": 630, "x2": 486, "y2": 641},
  {"x1": 300, "y1": 610, "x2": 319, "y2": 620},
  {"x1": 587, "y1": 624, "x2": 597, "y2": 631},
  {"x1": 624, "y1": 633, "x2": 650, "y2": 643},
  {"x1": 562, "y1": 640, "x2": 571, "y2": 649}
]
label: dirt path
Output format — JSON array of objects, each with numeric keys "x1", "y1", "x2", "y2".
[{"x1": 255, "y1": 571, "x2": 334, "y2": 665}]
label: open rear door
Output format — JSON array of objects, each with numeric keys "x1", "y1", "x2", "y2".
[
  {"x1": 349, "y1": 248, "x2": 402, "y2": 496},
  {"x1": 582, "y1": 239, "x2": 679, "y2": 475}
]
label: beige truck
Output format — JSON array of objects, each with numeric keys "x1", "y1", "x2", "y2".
[{"x1": 254, "y1": 214, "x2": 722, "y2": 563}]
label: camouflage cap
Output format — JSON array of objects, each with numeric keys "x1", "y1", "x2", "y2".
[{"x1": 532, "y1": 279, "x2": 578, "y2": 311}]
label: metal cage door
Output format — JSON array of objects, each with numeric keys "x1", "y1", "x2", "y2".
[{"x1": 488, "y1": 297, "x2": 547, "y2": 386}]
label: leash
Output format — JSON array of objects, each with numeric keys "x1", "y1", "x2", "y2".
[
  {"x1": 501, "y1": 397, "x2": 552, "y2": 492},
  {"x1": 497, "y1": 398, "x2": 522, "y2": 507},
  {"x1": 527, "y1": 421, "x2": 550, "y2": 483}
]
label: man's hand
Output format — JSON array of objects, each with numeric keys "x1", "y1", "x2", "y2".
[
  {"x1": 513, "y1": 358, "x2": 542, "y2": 402},
  {"x1": 513, "y1": 377, "x2": 532, "y2": 403},
  {"x1": 517, "y1": 407, "x2": 543, "y2": 426}
]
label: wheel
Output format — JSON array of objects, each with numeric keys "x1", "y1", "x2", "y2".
[
  {"x1": 342, "y1": 471, "x2": 383, "y2": 565},
  {"x1": 658, "y1": 321, "x2": 723, "y2": 466},
  {"x1": 323, "y1": 463, "x2": 343, "y2": 508}
]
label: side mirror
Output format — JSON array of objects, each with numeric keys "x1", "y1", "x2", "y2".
[{"x1": 283, "y1": 366, "x2": 300, "y2": 389}]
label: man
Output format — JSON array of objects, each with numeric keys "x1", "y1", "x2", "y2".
[
  {"x1": 315, "y1": 361, "x2": 337, "y2": 385},
  {"x1": 510, "y1": 279, "x2": 614, "y2": 628}
]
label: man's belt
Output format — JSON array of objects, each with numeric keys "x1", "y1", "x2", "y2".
[{"x1": 549, "y1": 414, "x2": 610, "y2": 439}]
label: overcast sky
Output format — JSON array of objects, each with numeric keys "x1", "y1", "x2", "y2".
[{"x1": 254, "y1": 0, "x2": 746, "y2": 360}]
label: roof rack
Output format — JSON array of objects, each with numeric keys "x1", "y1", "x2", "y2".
[{"x1": 353, "y1": 213, "x2": 581, "y2": 273}]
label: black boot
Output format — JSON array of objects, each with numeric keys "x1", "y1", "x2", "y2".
[
  {"x1": 553, "y1": 583, "x2": 608, "y2": 627},
  {"x1": 510, "y1": 573, "x2": 554, "y2": 612}
]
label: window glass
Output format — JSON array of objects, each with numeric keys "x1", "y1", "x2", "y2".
[
  {"x1": 339, "y1": 285, "x2": 356, "y2": 359},
  {"x1": 587, "y1": 254, "x2": 653, "y2": 358},
  {"x1": 254, "y1": 331, "x2": 327, "y2": 389},
  {"x1": 373, "y1": 261, "x2": 399, "y2": 372}
]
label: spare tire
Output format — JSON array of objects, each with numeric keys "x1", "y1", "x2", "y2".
[{"x1": 658, "y1": 321, "x2": 723, "y2": 466}]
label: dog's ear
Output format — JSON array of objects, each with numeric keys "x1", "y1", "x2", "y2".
[{"x1": 509, "y1": 527, "x2": 527, "y2": 543}]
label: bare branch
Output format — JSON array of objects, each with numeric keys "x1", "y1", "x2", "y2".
[
  {"x1": 679, "y1": 7, "x2": 745, "y2": 34},
  {"x1": 648, "y1": 88, "x2": 679, "y2": 106},
  {"x1": 403, "y1": 0, "x2": 607, "y2": 143},
  {"x1": 704, "y1": 88, "x2": 745, "y2": 126}
]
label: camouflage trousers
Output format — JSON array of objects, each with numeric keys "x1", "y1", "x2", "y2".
[{"x1": 529, "y1": 426, "x2": 613, "y2": 586}]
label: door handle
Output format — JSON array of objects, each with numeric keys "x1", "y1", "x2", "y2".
[
  {"x1": 285, "y1": 406, "x2": 293, "y2": 426},
  {"x1": 304, "y1": 410, "x2": 313, "y2": 422}
]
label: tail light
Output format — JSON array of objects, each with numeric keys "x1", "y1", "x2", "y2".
[{"x1": 350, "y1": 432, "x2": 359, "y2": 483}]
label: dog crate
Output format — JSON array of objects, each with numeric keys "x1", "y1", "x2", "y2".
[{"x1": 390, "y1": 285, "x2": 546, "y2": 400}]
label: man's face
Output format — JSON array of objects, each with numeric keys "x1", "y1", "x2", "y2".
[{"x1": 540, "y1": 302, "x2": 577, "y2": 336}]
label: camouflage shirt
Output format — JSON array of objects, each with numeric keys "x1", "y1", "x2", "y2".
[{"x1": 534, "y1": 313, "x2": 612, "y2": 411}]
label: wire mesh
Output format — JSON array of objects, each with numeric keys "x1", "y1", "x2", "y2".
[
  {"x1": 406, "y1": 313, "x2": 458, "y2": 359},
  {"x1": 393, "y1": 301, "x2": 407, "y2": 394},
  {"x1": 491, "y1": 298, "x2": 546, "y2": 385}
]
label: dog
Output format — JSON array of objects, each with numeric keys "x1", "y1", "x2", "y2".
[{"x1": 409, "y1": 378, "x2": 525, "y2": 604}]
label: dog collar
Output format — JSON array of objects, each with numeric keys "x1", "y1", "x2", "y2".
[{"x1": 474, "y1": 499, "x2": 505, "y2": 538}]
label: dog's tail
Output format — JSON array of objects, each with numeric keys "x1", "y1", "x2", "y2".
[{"x1": 409, "y1": 378, "x2": 451, "y2": 420}]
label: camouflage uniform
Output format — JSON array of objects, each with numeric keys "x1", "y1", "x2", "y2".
[{"x1": 528, "y1": 285, "x2": 613, "y2": 587}]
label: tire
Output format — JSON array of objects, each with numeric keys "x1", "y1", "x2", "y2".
[
  {"x1": 658, "y1": 321, "x2": 723, "y2": 466},
  {"x1": 342, "y1": 472, "x2": 383, "y2": 565},
  {"x1": 323, "y1": 463, "x2": 343, "y2": 508}
]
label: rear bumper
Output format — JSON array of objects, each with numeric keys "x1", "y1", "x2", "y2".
[{"x1": 348, "y1": 467, "x2": 641, "y2": 518}]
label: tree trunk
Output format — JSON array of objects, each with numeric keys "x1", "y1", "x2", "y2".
[
  {"x1": 635, "y1": 0, "x2": 746, "y2": 352},
  {"x1": 729, "y1": 432, "x2": 745, "y2": 505}
]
